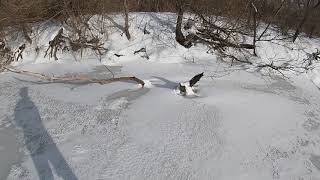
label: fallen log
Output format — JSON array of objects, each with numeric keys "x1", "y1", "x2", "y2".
[{"x1": 4, "y1": 67, "x2": 145, "y2": 87}]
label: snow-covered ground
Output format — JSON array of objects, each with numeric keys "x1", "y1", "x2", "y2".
[{"x1": 1, "y1": 13, "x2": 320, "y2": 180}]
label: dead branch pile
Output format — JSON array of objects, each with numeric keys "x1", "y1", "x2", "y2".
[
  {"x1": 193, "y1": 13, "x2": 255, "y2": 50},
  {"x1": 14, "y1": 44, "x2": 26, "y2": 61},
  {"x1": 196, "y1": 28, "x2": 254, "y2": 50},
  {"x1": 302, "y1": 49, "x2": 320, "y2": 67},
  {"x1": 44, "y1": 28, "x2": 65, "y2": 60},
  {"x1": 180, "y1": 14, "x2": 256, "y2": 64},
  {"x1": 0, "y1": 40, "x2": 14, "y2": 70},
  {"x1": 69, "y1": 36, "x2": 107, "y2": 56},
  {"x1": 255, "y1": 49, "x2": 320, "y2": 77},
  {"x1": 44, "y1": 26, "x2": 107, "y2": 61}
]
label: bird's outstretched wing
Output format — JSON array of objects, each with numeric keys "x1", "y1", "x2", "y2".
[{"x1": 189, "y1": 72, "x2": 204, "y2": 87}]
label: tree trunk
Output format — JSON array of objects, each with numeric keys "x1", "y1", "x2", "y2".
[
  {"x1": 253, "y1": 10, "x2": 257, "y2": 56},
  {"x1": 293, "y1": 0, "x2": 311, "y2": 42},
  {"x1": 123, "y1": 0, "x2": 131, "y2": 40},
  {"x1": 308, "y1": 25, "x2": 316, "y2": 38},
  {"x1": 175, "y1": 5, "x2": 192, "y2": 48},
  {"x1": 251, "y1": 2, "x2": 258, "y2": 56}
]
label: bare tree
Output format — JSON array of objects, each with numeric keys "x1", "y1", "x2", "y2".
[
  {"x1": 251, "y1": 1, "x2": 258, "y2": 56},
  {"x1": 175, "y1": 0, "x2": 192, "y2": 48},
  {"x1": 292, "y1": 0, "x2": 312, "y2": 42},
  {"x1": 123, "y1": 0, "x2": 131, "y2": 40},
  {"x1": 44, "y1": 28, "x2": 65, "y2": 61},
  {"x1": 292, "y1": 0, "x2": 320, "y2": 42}
]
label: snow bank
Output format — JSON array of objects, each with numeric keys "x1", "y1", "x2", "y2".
[{"x1": 1, "y1": 13, "x2": 320, "y2": 180}]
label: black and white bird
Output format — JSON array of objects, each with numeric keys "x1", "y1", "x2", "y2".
[{"x1": 178, "y1": 72, "x2": 204, "y2": 96}]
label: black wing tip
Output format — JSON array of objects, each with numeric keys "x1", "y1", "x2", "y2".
[{"x1": 189, "y1": 72, "x2": 205, "y2": 87}]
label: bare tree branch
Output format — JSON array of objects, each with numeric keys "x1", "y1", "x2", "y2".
[{"x1": 4, "y1": 66, "x2": 145, "y2": 87}]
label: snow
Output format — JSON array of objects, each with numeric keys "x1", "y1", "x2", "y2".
[
  {"x1": 310, "y1": 69, "x2": 320, "y2": 89},
  {"x1": 1, "y1": 13, "x2": 320, "y2": 180}
]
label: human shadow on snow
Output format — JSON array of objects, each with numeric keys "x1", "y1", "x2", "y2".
[{"x1": 14, "y1": 87, "x2": 77, "y2": 180}]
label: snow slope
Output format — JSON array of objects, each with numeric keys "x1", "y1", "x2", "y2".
[{"x1": 1, "y1": 13, "x2": 320, "y2": 180}]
